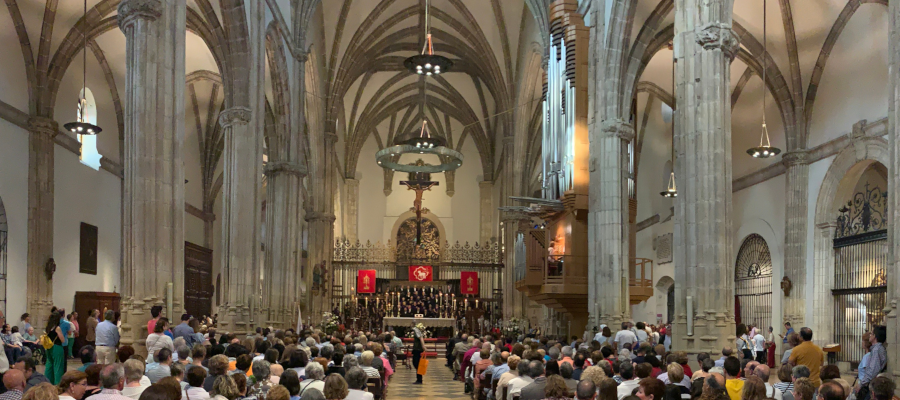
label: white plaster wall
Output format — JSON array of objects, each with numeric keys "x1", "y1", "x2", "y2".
[
  {"x1": 52, "y1": 148, "x2": 122, "y2": 313},
  {"x1": 0, "y1": 120, "x2": 31, "y2": 320},
  {"x1": 356, "y1": 135, "x2": 388, "y2": 244}
]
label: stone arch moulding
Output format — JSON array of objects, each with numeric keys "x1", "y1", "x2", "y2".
[
  {"x1": 811, "y1": 136, "x2": 889, "y2": 346},
  {"x1": 733, "y1": 217, "x2": 784, "y2": 333},
  {"x1": 389, "y1": 210, "x2": 449, "y2": 248}
]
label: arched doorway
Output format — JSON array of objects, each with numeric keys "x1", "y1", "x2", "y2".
[{"x1": 734, "y1": 234, "x2": 773, "y2": 328}]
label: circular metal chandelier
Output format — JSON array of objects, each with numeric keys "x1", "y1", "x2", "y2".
[
  {"x1": 65, "y1": 0, "x2": 101, "y2": 136},
  {"x1": 746, "y1": 0, "x2": 780, "y2": 159},
  {"x1": 404, "y1": 0, "x2": 452, "y2": 75},
  {"x1": 375, "y1": 121, "x2": 463, "y2": 173}
]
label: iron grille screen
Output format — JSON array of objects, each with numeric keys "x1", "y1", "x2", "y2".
[
  {"x1": 833, "y1": 237, "x2": 887, "y2": 364},
  {"x1": 734, "y1": 234, "x2": 772, "y2": 329}
]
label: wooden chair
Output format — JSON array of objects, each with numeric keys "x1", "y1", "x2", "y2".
[
  {"x1": 511, "y1": 394, "x2": 520, "y2": 400},
  {"x1": 501, "y1": 386, "x2": 508, "y2": 400},
  {"x1": 326, "y1": 365, "x2": 345, "y2": 376},
  {"x1": 477, "y1": 373, "x2": 492, "y2": 400},
  {"x1": 490, "y1": 376, "x2": 499, "y2": 400},
  {"x1": 367, "y1": 377, "x2": 384, "y2": 400}
]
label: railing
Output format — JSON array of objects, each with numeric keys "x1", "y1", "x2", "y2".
[
  {"x1": 630, "y1": 258, "x2": 654, "y2": 304},
  {"x1": 333, "y1": 237, "x2": 502, "y2": 264}
]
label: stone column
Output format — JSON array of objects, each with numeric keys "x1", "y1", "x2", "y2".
[
  {"x1": 885, "y1": 0, "x2": 900, "y2": 379},
  {"x1": 479, "y1": 181, "x2": 494, "y2": 243},
  {"x1": 343, "y1": 178, "x2": 360, "y2": 242},
  {"x1": 118, "y1": 0, "x2": 186, "y2": 353},
  {"x1": 782, "y1": 150, "x2": 809, "y2": 328},
  {"x1": 305, "y1": 132, "x2": 337, "y2": 324},
  {"x1": 217, "y1": 107, "x2": 262, "y2": 335},
  {"x1": 589, "y1": 120, "x2": 634, "y2": 329},
  {"x1": 262, "y1": 159, "x2": 306, "y2": 329},
  {"x1": 26, "y1": 117, "x2": 57, "y2": 330},
  {"x1": 672, "y1": 0, "x2": 739, "y2": 353}
]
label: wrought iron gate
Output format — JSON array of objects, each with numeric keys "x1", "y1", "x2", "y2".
[
  {"x1": 734, "y1": 234, "x2": 773, "y2": 329},
  {"x1": 832, "y1": 183, "x2": 888, "y2": 364}
]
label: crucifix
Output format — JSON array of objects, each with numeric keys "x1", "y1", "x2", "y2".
[{"x1": 400, "y1": 159, "x2": 439, "y2": 244}]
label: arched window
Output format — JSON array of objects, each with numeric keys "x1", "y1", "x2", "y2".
[
  {"x1": 0, "y1": 198, "x2": 8, "y2": 317},
  {"x1": 77, "y1": 88, "x2": 102, "y2": 170},
  {"x1": 734, "y1": 234, "x2": 772, "y2": 328}
]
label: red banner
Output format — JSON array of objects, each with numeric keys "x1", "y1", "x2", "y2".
[
  {"x1": 357, "y1": 270, "x2": 376, "y2": 293},
  {"x1": 461, "y1": 271, "x2": 479, "y2": 294},
  {"x1": 409, "y1": 265, "x2": 433, "y2": 282}
]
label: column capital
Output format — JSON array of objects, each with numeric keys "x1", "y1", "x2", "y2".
[
  {"x1": 28, "y1": 117, "x2": 58, "y2": 138},
  {"x1": 782, "y1": 149, "x2": 810, "y2": 167},
  {"x1": 117, "y1": 0, "x2": 162, "y2": 29},
  {"x1": 305, "y1": 211, "x2": 336, "y2": 223},
  {"x1": 601, "y1": 119, "x2": 635, "y2": 142},
  {"x1": 264, "y1": 161, "x2": 307, "y2": 177},
  {"x1": 218, "y1": 107, "x2": 252, "y2": 128},
  {"x1": 696, "y1": 23, "x2": 740, "y2": 60},
  {"x1": 294, "y1": 50, "x2": 309, "y2": 63}
]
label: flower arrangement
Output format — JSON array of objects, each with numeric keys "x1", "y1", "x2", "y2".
[
  {"x1": 406, "y1": 322, "x2": 432, "y2": 338},
  {"x1": 503, "y1": 317, "x2": 523, "y2": 337},
  {"x1": 319, "y1": 312, "x2": 340, "y2": 335}
]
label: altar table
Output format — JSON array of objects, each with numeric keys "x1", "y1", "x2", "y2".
[{"x1": 382, "y1": 317, "x2": 456, "y2": 331}]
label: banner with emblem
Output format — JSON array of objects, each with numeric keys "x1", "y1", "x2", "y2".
[
  {"x1": 357, "y1": 269, "x2": 376, "y2": 293},
  {"x1": 461, "y1": 271, "x2": 479, "y2": 294},
  {"x1": 408, "y1": 265, "x2": 433, "y2": 282}
]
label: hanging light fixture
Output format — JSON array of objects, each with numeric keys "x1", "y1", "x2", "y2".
[
  {"x1": 746, "y1": 0, "x2": 780, "y2": 158},
  {"x1": 661, "y1": 51, "x2": 677, "y2": 198},
  {"x1": 64, "y1": 0, "x2": 102, "y2": 136},
  {"x1": 403, "y1": 0, "x2": 452, "y2": 75}
]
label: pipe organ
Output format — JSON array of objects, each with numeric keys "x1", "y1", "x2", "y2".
[{"x1": 542, "y1": 1, "x2": 589, "y2": 201}]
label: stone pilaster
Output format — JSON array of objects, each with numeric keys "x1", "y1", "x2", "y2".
[
  {"x1": 479, "y1": 181, "x2": 494, "y2": 243},
  {"x1": 672, "y1": 7, "x2": 739, "y2": 353},
  {"x1": 26, "y1": 117, "x2": 57, "y2": 331},
  {"x1": 886, "y1": 0, "x2": 900, "y2": 380},
  {"x1": 118, "y1": 0, "x2": 186, "y2": 354},
  {"x1": 217, "y1": 107, "x2": 262, "y2": 335},
  {"x1": 782, "y1": 150, "x2": 809, "y2": 328},
  {"x1": 589, "y1": 119, "x2": 634, "y2": 329},
  {"x1": 343, "y1": 178, "x2": 360, "y2": 242}
]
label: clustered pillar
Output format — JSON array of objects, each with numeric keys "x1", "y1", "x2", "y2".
[
  {"x1": 26, "y1": 117, "x2": 57, "y2": 330},
  {"x1": 885, "y1": 0, "x2": 900, "y2": 380},
  {"x1": 117, "y1": 0, "x2": 186, "y2": 354},
  {"x1": 672, "y1": 0, "x2": 739, "y2": 353},
  {"x1": 782, "y1": 150, "x2": 809, "y2": 328}
]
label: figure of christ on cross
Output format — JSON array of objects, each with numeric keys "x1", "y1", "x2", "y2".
[{"x1": 400, "y1": 160, "x2": 439, "y2": 244}]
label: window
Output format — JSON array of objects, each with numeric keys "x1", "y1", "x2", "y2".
[{"x1": 77, "y1": 88, "x2": 102, "y2": 170}]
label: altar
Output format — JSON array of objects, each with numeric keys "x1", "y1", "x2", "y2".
[{"x1": 382, "y1": 317, "x2": 457, "y2": 331}]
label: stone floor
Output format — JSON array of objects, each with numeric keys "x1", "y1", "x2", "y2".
[{"x1": 387, "y1": 359, "x2": 469, "y2": 400}]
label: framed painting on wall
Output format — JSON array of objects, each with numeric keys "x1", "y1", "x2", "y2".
[{"x1": 80, "y1": 222, "x2": 98, "y2": 275}]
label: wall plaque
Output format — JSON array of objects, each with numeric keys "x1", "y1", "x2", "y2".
[{"x1": 80, "y1": 222, "x2": 98, "y2": 275}]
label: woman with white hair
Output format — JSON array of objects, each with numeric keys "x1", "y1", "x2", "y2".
[
  {"x1": 298, "y1": 360, "x2": 326, "y2": 395},
  {"x1": 358, "y1": 351, "x2": 381, "y2": 379}
]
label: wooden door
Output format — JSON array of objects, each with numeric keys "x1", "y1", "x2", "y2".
[
  {"x1": 73, "y1": 292, "x2": 120, "y2": 351},
  {"x1": 184, "y1": 242, "x2": 214, "y2": 318}
]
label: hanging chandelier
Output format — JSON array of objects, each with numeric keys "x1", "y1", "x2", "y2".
[
  {"x1": 746, "y1": 0, "x2": 780, "y2": 159},
  {"x1": 661, "y1": 53, "x2": 677, "y2": 198},
  {"x1": 64, "y1": 0, "x2": 102, "y2": 136},
  {"x1": 403, "y1": 0, "x2": 452, "y2": 75},
  {"x1": 375, "y1": 120, "x2": 463, "y2": 173}
]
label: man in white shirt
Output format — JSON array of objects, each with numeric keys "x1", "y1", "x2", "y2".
[
  {"x1": 635, "y1": 322, "x2": 649, "y2": 344},
  {"x1": 616, "y1": 362, "x2": 640, "y2": 400},
  {"x1": 752, "y1": 332, "x2": 767, "y2": 363},
  {"x1": 753, "y1": 365, "x2": 783, "y2": 400},
  {"x1": 613, "y1": 323, "x2": 637, "y2": 353},
  {"x1": 507, "y1": 361, "x2": 535, "y2": 397}
]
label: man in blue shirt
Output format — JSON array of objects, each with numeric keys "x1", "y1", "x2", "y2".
[
  {"x1": 780, "y1": 322, "x2": 794, "y2": 347},
  {"x1": 57, "y1": 310, "x2": 71, "y2": 350},
  {"x1": 95, "y1": 310, "x2": 120, "y2": 364},
  {"x1": 856, "y1": 326, "x2": 887, "y2": 400},
  {"x1": 172, "y1": 314, "x2": 195, "y2": 347}
]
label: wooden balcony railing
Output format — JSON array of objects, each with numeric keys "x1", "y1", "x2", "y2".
[{"x1": 630, "y1": 257, "x2": 654, "y2": 304}]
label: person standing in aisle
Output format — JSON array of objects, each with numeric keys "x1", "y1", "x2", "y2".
[{"x1": 412, "y1": 324, "x2": 426, "y2": 385}]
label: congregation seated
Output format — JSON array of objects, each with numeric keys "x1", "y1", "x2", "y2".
[
  {"x1": 358, "y1": 352, "x2": 380, "y2": 379},
  {"x1": 344, "y1": 367, "x2": 375, "y2": 400},
  {"x1": 13, "y1": 356, "x2": 48, "y2": 390},
  {"x1": 122, "y1": 359, "x2": 150, "y2": 399},
  {"x1": 299, "y1": 361, "x2": 327, "y2": 393}
]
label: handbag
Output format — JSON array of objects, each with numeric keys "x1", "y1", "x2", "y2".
[
  {"x1": 417, "y1": 358, "x2": 429, "y2": 375},
  {"x1": 39, "y1": 335, "x2": 53, "y2": 350}
]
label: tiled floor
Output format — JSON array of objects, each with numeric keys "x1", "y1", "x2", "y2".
[{"x1": 387, "y1": 359, "x2": 470, "y2": 400}]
